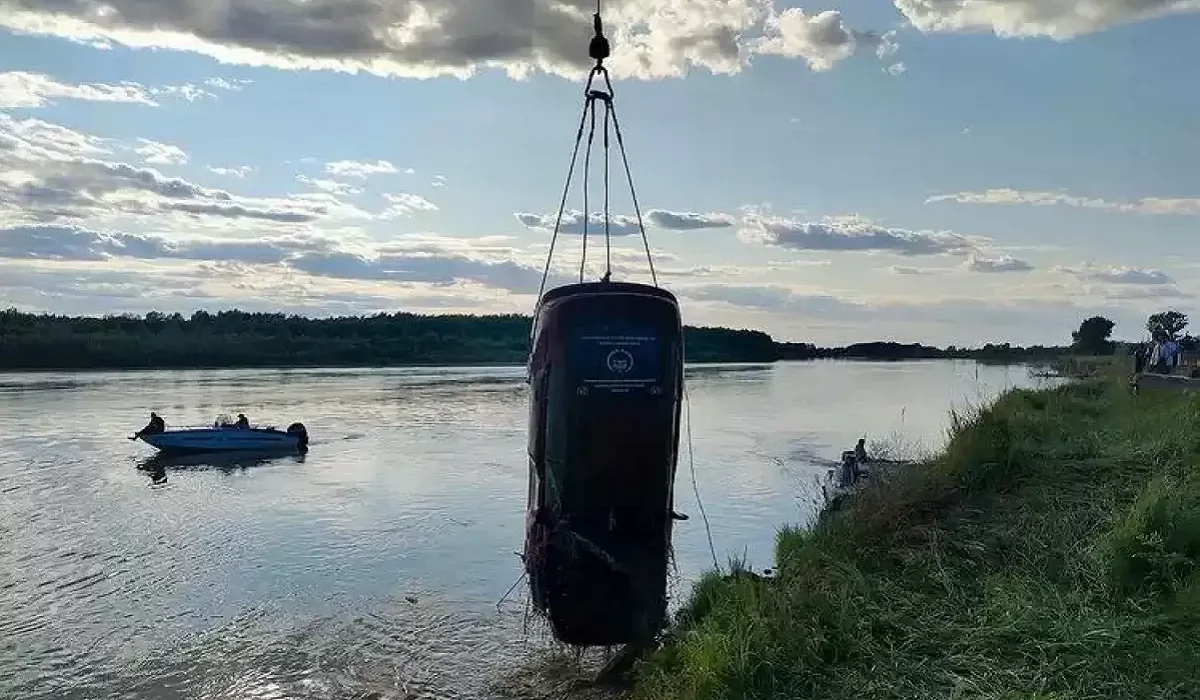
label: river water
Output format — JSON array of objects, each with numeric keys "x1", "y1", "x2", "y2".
[{"x1": 0, "y1": 360, "x2": 1045, "y2": 699}]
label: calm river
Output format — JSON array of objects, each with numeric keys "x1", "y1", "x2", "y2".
[{"x1": 0, "y1": 361, "x2": 1046, "y2": 699}]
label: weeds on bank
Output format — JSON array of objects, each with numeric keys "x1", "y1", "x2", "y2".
[
  {"x1": 1034, "y1": 354, "x2": 1127, "y2": 379},
  {"x1": 635, "y1": 369, "x2": 1200, "y2": 700}
]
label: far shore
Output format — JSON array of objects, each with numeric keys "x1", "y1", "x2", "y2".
[
  {"x1": 1, "y1": 308, "x2": 1073, "y2": 371},
  {"x1": 0, "y1": 355, "x2": 1051, "y2": 375}
]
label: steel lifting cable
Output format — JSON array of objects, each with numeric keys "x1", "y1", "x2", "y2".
[
  {"x1": 580, "y1": 97, "x2": 597, "y2": 283},
  {"x1": 610, "y1": 103, "x2": 657, "y2": 287},
  {"x1": 530, "y1": 0, "x2": 720, "y2": 575},
  {"x1": 535, "y1": 1, "x2": 659, "y2": 302},
  {"x1": 603, "y1": 97, "x2": 612, "y2": 280},
  {"x1": 535, "y1": 100, "x2": 590, "y2": 302}
]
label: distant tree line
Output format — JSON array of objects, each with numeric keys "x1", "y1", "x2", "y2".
[
  {"x1": 0, "y1": 308, "x2": 1074, "y2": 371},
  {"x1": 0, "y1": 308, "x2": 782, "y2": 369},
  {"x1": 776, "y1": 341, "x2": 1065, "y2": 363}
]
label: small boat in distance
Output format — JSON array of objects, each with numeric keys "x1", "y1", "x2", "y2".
[{"x1": 133, "y1": 415, "x2": 309, "y2": 456}]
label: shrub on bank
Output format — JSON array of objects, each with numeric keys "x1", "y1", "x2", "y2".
[
  {"x1": 1107, "y1": 471, "x2": 1200, "y2": 596},
  {"x1": 635, "y1": 371, "x2": 1200, "y2": 700}
]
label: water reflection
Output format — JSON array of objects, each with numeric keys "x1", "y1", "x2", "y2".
[
  {"x1": 147, "y1": 462, "x2": 168, "y2": 486},
  {"x1": 683, "y1": 363, "x2": 774, "y2": 379},
  {"x1": 137, "y1": 451, "x2": 308, "y2": 473}
]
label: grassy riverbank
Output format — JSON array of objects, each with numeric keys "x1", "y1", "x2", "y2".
[{"x1": 635, "y1": 368, "x2": 1200, "y2": 699}]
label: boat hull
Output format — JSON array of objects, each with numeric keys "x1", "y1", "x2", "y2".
[{"x1": 141, "y1": 428, "x2": 304, "y2": 455}]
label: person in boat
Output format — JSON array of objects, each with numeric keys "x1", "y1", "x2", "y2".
[
  {"x1": 234, "y1": 413, "x2": 250, "y2": 429},
  {"x1": 135, "y1": 412, "x2": 165, "y2": 438}
]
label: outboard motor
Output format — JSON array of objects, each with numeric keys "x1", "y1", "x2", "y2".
[
  {"x1": 523, "y1": 281, "x2": 684, "y2": 647},
  {"x1": 286, "y1": 423, "x2": 309, "y2": 452}
]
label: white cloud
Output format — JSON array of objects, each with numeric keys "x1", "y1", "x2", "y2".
[
  {"x1": 0, "y1": 0, "x2": 1186, "y2": 87},
  {"x1": 0, "y1": 224, "x2": 566, "y2": 301},
  {"x1": 740, "y1": 212, "x2": 977, "y2": 256},
  {"x1": 965, "y1": 254, "x2": 1033, "y2": 273},
  {"x1": 1130, "y1": 199, "x2": 1200, "y2": 215},
  {"x1": 430, "y1": 174, "x2": 447, "y2": 188},
  {"x1": 290, "y1": 250, "x2": 555, "y2": 294},
  {"x1": 1101, "y1": 285, "x2": 1193, "y2": 301},
  {"x1": 203, "y1": 77, "x2": 252, "y2": 92},
  {"x1": 0, "y1": 113, "x2": 367, "y2": 230},
  {"x1": 684, "y1": 283, "x2": 866, "y2": 316},
  {"x1": 1103, "y1": 268, "x2": 1174, "y2": 286},
  {"x1": 0, "y1": 255, "x2": 506, "y2": 318},
  {"x1": 894, "y1": 0, "x2": 1200, "y2": 40},
  {"x1": 209, "y1": 165, "x2": 255, "y2": 178},
  {"x1": 515, "y1": 210, "x2": 645, "y2": 237},
  {"x1": 678, "y1": 282, "x2": 1126, "y2": 332},
  {"x1": 0, "y1": 222, "x2": 563, "y2": 298},
  {"x1": 1052, "y1": 262, "x2": 1192, "y2": 301},
  {"x1": 147, "y1": 83, "x2": 215, "y2": 102},
  {"x1": 133, "y1": 138, "x2": 188, "y2": 165},
  {"x1": 927, "y1": 188, "x2": 1200, "y2": 216},
  {"x1": 381, "y1": 192, "x2": 438, "y2": 218},
  {"x1": 0, "y1": 224, "x2": 319, "y2": 263},
  {"x1": 0, "y1": 0, "x2": 898, "y2": 81},
  {"x1": 517, "y1": 208, "x2": 742, "y2": 236},
  {"x1": 1057, "y1": 263, "x2": 1175, "y2": 286},
  {"x1": 326, "y1": 159, "x2": 399, "y2": 179},
  {"x1": 647, "y1": 209, "x2": 736, "y2": 230},
  {"x1": 885, "y1": 61, "x2": 907, "y2": 75},
  {"x1": 929, "y1": 188, "x2": 1110, "y2": 208},
  {"x1": 295, "y1": 175, "x2": 361, "y2": 196},
  {"x1": 0, "y1": 112, "x2": 625, "y2": 318},
  {"x1": 605, "y1": 246, "x2": 679, "y2": 266},
  {"x1": 0, "y1": 72, "x2": 256, "y2": 110},
  {"x1": 754, "y1": 10, "x2": 895, "y2": 72},
  {"x1": 0, "y1": 112, "x2": 111, "y2": 160},
  {"x1": 0, "y1": 71, "x2": 157, "y2": 109}
]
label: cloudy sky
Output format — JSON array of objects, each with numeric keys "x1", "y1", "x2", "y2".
[{"x1": 1, "y1": 0, "x2": 1197, "y2": 346}]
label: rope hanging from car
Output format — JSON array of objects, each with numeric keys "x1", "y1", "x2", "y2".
[{"x1": 535, "y1": 0, "x2": 659, "y2": 302}]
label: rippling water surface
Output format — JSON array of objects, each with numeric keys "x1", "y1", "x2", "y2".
[{"x1": 0, "y1": 361, "x2": 1046, "y2": 698}]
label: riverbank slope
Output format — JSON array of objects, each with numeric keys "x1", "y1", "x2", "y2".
[{"x1": 635, "y1": 369, "x2": 1200, "y2": 699}]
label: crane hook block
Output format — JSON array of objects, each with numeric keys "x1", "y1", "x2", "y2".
[{"x1": 589, "y1": 13, "x2": 610, "y2": 62}]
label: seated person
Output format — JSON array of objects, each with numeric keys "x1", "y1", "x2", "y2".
[
  {"x1": 235, "y1": 413, "x2": 250, "y2": 429},
  {"x1": 135, "y1": 412, "x2": 165, "y2": 438},
  {"x1": 854, "y1": 438, "x2": 869, "y2": 464}
]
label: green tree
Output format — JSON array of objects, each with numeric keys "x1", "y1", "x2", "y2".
[
  {"x1": 1147, "y1": 310, "x2": 1189, "y2": 340},
  {"x1": 1071, "y1": 316, "x2": 1116, "y2": 355}
]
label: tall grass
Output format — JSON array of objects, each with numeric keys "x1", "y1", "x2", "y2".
[
  {"x1": 634, "y1": 368, "x2": 1200, "y2": 700},
  {"x1": 1032, "y1": 354, "x2": 1128, "y2": 379}
]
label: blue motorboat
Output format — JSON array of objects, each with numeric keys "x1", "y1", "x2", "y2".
[{"x1": 135, "y1": 420, "x2": 309, "y2": 455}]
